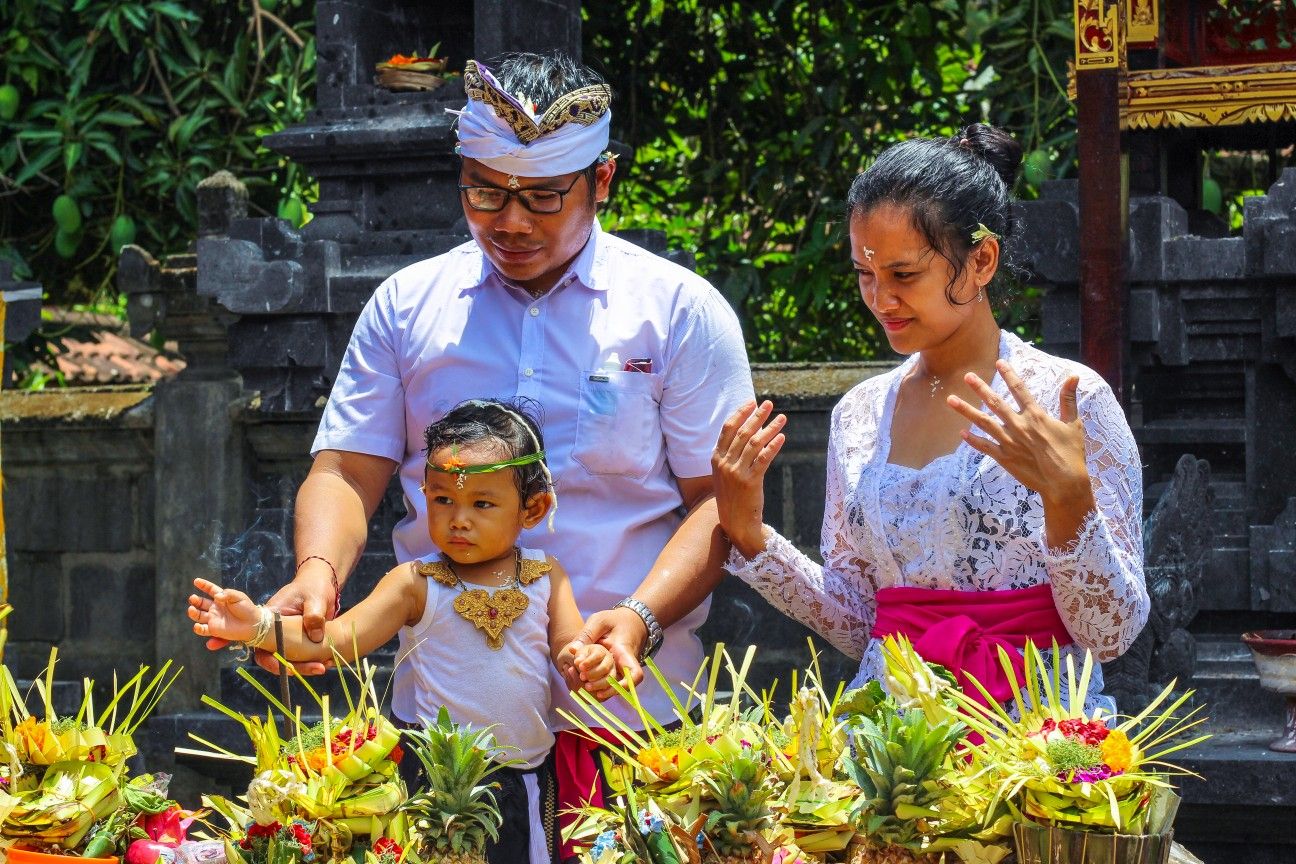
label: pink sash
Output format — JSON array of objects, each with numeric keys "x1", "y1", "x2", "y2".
[{"x1": 872, "y1": 584, "x2": 1073, "y2": 705}]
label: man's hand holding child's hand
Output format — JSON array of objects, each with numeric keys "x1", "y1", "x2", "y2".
[{"x1": 558, "y1": 640, "x2": 619, "y2": 701}]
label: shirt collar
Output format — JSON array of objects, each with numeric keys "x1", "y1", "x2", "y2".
[{"x1": 471, "y1": 218, "x2": 610, "y2": 294}]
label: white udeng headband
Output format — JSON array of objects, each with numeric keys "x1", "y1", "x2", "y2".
[
  {"x1": 449, "y1": 60, "x2": 611, "y2": 178},
  {"x1": 455, "y1": 103, "x2": 610, "y2": 177}
]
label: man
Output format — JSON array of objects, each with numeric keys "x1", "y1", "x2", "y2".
[{"x1": 240, "y1": 52, "x2": 754, "y2": 859}]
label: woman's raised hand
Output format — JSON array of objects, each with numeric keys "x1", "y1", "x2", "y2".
[
  {"x1": 188, "y1": 577, "x2": 259, "y2": 643},
  {"x1": 712, "y1": 400, "x2": 787, "y2": 559},
  {"x1": 946, "y1": 359, "x2": 1095, "y2": 512}
]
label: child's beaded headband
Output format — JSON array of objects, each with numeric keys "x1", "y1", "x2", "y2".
[{"x1": 424, "y1": 401, "x2": 558, "y2": 531}]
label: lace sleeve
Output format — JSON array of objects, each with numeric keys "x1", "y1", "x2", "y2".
[
  {"x1": 724, "y1": 405, "x2": 877, "y2": 660},
  {"x1": 1042, "y1": 376, "x2": 1149, "y2": 661}
]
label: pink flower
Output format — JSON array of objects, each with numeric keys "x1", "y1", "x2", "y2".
[{"x1": 137, "y1": 807, "x2": 196, "y2": 846}]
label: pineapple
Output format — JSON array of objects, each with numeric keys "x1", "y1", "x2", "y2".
[
  {"x1": 394, "y1": 707, "x2": 518, "y2": 864},
  {"x1": 700, "y1": 752, "x2": 777, "y2": 864},
  {"x1": 843, "y1": 706, "x2": 963, "y2": 864}
]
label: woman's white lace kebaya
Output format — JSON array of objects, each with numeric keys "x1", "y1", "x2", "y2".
[{"x1": 727, "y1": 331, "x2": 1150, "y2": 715}]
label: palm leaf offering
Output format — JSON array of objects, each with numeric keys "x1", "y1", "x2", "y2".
[
  {"x1": 0, "y1": 640, "x2": 185, "y2": 856},
  {"x1": 564, "y1": 640, "x2": 1209, "y2": 864},
  {"x1": 881, "y1": 636, "x2": 1209, "y2": 836},
  {"x1": 182, "y1": 653, "x2": 408, "y2": 864},
  {"x1": 0, "y1": 619, "x2": 1210, "y2": 864}
]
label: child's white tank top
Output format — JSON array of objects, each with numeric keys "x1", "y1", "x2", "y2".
[{"x1": 396, "y1": 546, "x2": 554, "y2": 768}]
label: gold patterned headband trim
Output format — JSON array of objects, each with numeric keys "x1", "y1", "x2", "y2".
[{"x1": 463, "y1": 60, "x2": 611, "y2": 145}]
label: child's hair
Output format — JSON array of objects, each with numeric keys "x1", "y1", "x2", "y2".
[
  {"x1": 846, "y1": 123, "x2": 1022, "y2": 304},
  {"x1": 423, "y1": 398, "x2": 552, "y2": 502}
]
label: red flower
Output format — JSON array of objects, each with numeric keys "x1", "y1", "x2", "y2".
[
  {"x1": 388, "y1": 744, "x2": 404, "y2": 765},
  {"x1": 290, "y1": 823, "x2": 313, "y2": 846},
  {"x1": 372, "y1": 838, "x2": 403, "y2": 858}
]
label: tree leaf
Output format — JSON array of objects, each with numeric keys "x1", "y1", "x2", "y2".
[
  {"x1": 64, "y1": 140, "x2": 83, "y2": 173},
  {"x1": 13, "y1": 146, "x2": 60, "y2": 185}
]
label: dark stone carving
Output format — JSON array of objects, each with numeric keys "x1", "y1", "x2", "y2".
[
  {"x1": 1103, "y1": 454, "x2": 1213, "y2": 711},
  {"x1": 1018, "y1": 169, "x2": 1296, "y2": 607}
]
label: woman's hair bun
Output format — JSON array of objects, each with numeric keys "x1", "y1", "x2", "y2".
[{"x1": 957, "y1": 124, "x2": 1023, "y2": 189}]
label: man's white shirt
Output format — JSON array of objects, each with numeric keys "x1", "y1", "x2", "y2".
[{"x1": 313, "y1": 220, "x2": 755, "y2": 728}]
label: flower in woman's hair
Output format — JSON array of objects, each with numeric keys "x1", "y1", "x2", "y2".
[
  {"x1": 512, "y1": 92, "x2": 539, "y2": 120},
  {"x1": 1099, "y1": 729, "x2": 1134, "y2": 773},
  {"x1": 971, "y1": 223, "x2": 999, "y2": 244}
]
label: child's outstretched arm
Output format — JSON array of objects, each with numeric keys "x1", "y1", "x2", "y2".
[
  {"x1": 189, "y1": 564, "x2": 422, "y2": 663},
  {"x1": 547, "y1": 559, "x2": 620, "y2": 701}
]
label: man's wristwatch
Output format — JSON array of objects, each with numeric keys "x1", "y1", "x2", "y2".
[{"x1": 614, "y1": 597, "x2": 664, "y2": 663}]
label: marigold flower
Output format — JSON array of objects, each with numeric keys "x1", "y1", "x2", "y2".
[
  {"x1": 1100, "y1": 729, "x2": 1134, "y2": 773},
  {"x1": 14, "y1": 717, "x2": 56, "y2": 758},
  {"x1": 304, "y1": 747, "x2": 331, "y2": 773}
]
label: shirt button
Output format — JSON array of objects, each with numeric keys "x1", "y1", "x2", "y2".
[
  {"x1": 524, "y1": 368, "x2": 534, "y2": 377},
  {"x1": 529, "y1": 307, "x2": 539, "y2": 317}
]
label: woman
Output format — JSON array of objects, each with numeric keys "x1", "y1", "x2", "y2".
[{"x1": 713, "y1": 124, "x2": 1149, "y2": 713}]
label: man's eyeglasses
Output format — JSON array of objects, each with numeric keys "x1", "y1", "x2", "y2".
[{"x1": 458, "y1": 173, "x2": 584, "y2": 214}]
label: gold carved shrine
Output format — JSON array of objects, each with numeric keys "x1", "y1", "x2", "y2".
[{"x1": 1072, "y1": 0, "x2": 1296, "y2": 130}]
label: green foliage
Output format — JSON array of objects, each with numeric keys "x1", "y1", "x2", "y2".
[
  {"x1": 0, "y1": 0, "x2": 315, "y2": 305},
  {"x1": 2, "y1": 0, "x2": 1073, "y2": 371},
  {"x1": 972, "y1": 0, "x2": 1076, "y2": 184},
  {"x1": 587, "y1": 0, "x2": 1070, "y2": 360}
]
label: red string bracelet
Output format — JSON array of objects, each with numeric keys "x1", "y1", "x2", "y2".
[{"x1": 296, "y1": 555, "x2": 341, "y2": 617}]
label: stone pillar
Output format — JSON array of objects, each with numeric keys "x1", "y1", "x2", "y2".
[
  {"x1": 152, "y1": 375, "x2": 246, "y2": 709},
  {"x1": 143, "y1": 175, "x2": 250, "y2": 710},
  {"x1": 474, "y1": 0, "x2": 581, "y2": 62}
]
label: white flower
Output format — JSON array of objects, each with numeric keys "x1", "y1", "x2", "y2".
[{"x1": 247, "y1": 769, "x2": 306, "y2": 826}]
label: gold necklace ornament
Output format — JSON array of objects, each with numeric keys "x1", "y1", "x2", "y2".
[{"x1": 416, "y1": 548, "x2": 550, "y2": 649}]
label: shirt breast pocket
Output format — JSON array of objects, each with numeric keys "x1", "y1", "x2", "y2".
[{"x1": 572, "y1": 370, "x2": 663, "y2": 478}]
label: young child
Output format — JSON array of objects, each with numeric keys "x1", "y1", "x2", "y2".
[{"x1": 188, "y1": 399, "x2": 614, "y2": 864}]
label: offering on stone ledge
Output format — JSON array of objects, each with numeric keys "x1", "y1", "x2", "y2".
[{"x1": 374, "y1": 49, "x2": 455, "y2": 92}]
